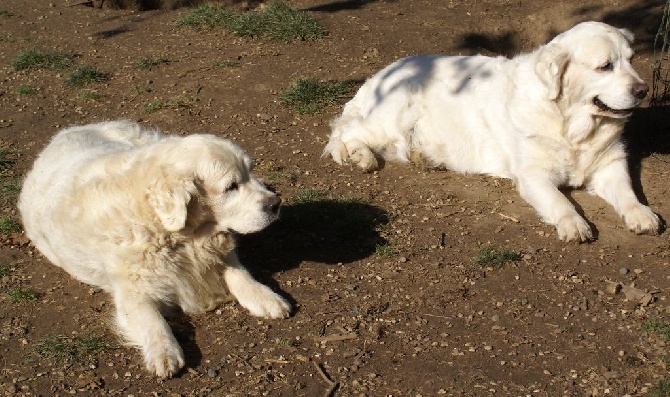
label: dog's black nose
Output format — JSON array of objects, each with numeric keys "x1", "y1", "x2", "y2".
[
  {"x1": 267, "y1": 195, "x2": 280, "y2": 214},
  {"x1": 632, "y1": 82, "x2": 649, "y2": 99}
]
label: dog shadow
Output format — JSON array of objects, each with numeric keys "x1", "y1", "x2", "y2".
[
  {"x1": 159, "y1": 306, "x2": 202, "y2": 375},
  {"x1": 237, "y1": 199, "x2": 390, "y2": 282},
  {"x1": 624, "y1": 105, "x2": 670, "y2": 206}
]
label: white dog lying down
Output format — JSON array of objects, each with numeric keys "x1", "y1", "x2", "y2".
[
  {"x1": 19, "y1": 120, "x2": 290, "y2": 377},
  {"x1": 324, "y1": 21, "x2": 661, "y2": 242}
]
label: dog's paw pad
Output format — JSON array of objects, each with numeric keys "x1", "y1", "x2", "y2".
[
  {"x1": 556, "y1": 215, "x2": 593, "y2": 242},
  {"x1": 624, "y1": 205, "x2": 660, "y2": 235},
  {"x1": 144, "y1": 343, "x2": 185, "y2": 378}
]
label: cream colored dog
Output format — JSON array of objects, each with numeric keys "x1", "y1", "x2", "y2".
[
  {"x1": 19, "y1": 120, "x2": 290, "y2": 377},
  {"x1": 324, "y1": 21, "x2": 661, "y2": 242}
]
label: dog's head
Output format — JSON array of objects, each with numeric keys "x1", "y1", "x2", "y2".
[
  {"x1": 535, "y1": 21, "x2": 647, "y2": 120},
  {"x1": 146, "y1": 135, "x2": 279, "y2": 234}
]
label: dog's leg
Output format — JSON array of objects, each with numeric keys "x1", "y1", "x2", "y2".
[
  {"x1": 517, "y1": 175, "x2": 593, "y2": 242},
  {"x1": 588, "y1": 159, "x2": 660, "y2": 235},
  {"x1": 223, "y1": 253, "x2": 290, "y2": 319},
  {"x1": 112, "y1": 284, "x2": 185, "y2": 378},
  {"x1": 326, "y1": 118, "x2": 381, "y2": 171}
]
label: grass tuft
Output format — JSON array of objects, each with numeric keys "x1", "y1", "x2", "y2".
[
  {"x1": 642, "y1": 319, "x2": 670, "y2": 340},
  {"x1": 274, "y1": 337, "x2": 297, "y2": 346},
  {"x1": 475, "y1": 245, "x2": 522, "y2": 269},
  {"x1": 0, "y1": 215, "x2": 21, "y2": 234},
  {"x1": 1, "y1": 178, "x2": 21, "y2": 205},
  {"x1": 144, "y1": 99, "x2": 169, "y2": 113},
  {"x1": 291, "y1": 188, "x2": 328, "y2": 204},
  {"x1": 175, "y1": 2, "x2": 326, "y2": 42},
  {"x1": 65, "y1": 65, "x2": 109, "y2": 88},
  {"x1": 0, "y1": 147, "x2": 15, "y2": 170},
  {"x1": 375, "y1": 243, "x2": 398, "y2": 257},
  {"x1": 0, "y1": 264, "x2": 12, "y2": 276},
  {"x1": 133, "y1": 56, "x2": 171, "y2": 69},
  {"x1": 650, "y1": 379, "x2": 670, "y2": 397},
  {"x1": 79, "y1": 91, "x2": 105, "y2": 102},
  {"x1": 11, "y1": 49, "x2": 75, "y2": 71},
  {"x1": 280, "y1": 78, "x2": 355, "y2": 114},
  {"x1": 34, "y1": 334, "x2": 111, "y2": 364},
  {"x1": 7, "y1": 286, "x2": 39, "y2": 302},
  {"x1": 16, "y1": 86, "x2": 36, "y2": 96}
]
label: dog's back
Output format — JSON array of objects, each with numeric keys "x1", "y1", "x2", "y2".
[{"x1": 18, "y1": 120, "x2": 164, "y2": 280}]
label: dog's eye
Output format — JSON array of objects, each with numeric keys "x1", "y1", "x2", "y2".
[
  {"x1": 597, "y1": 61, "x2": 613, "y2": 72},
  {"x1": 225, "y1": 182, "x2": 239, "y2": 192}
]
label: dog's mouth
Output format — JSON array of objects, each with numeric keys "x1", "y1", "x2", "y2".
[{"x1": 592, "y1": 96, "x2": 637, "y2": 117}]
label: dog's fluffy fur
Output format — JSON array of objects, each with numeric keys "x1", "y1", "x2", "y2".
[
  {"x1": 324, "y1": 21, "x2": 661, "y2": 241},
  {"x1": 19, "y1": 120, "x2": 290, "y2": 377}
]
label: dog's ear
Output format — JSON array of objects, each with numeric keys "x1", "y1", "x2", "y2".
[
  {"x1": 147, "y1": 177, "x2": 197, "y2": 232},
  {"x1": 535, "y1": 44, "x2": 569, "y2": 100}
]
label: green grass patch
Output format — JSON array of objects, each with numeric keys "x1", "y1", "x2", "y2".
[
  {"x1": 375, "y1": 243, "x2": 398, "y2": 257},
  {"x1": 475, "y1": 245, "x2": 522, "y2": 269},
  {"x1": 133, "y1": 56, "x2": 171, "y2": 69},
  {"x1": 0, "y1": 147, "x2": 15, "y2": 170},
  {"x1": 274, "y1": 337, "x2": 297, "y2": 346},
  {"x1": 642, "y1": 319, "x2": 670, "y2": 340},
  {"x1": 1, "y1": 178, "x2": 21, "y2": 205},
  {"x1": 11, "y1": 49, "x2": 75, "y2": 71},
  {"x1": 34, "y1": 334, "x2": 111, "y2": 364},
  {"x1": 0, "y1": 9, "x2": 12, "y2": 17},
  {"x1": 291, "y1": 188, "x2": 328, "y2": 204},
  {"x1": 65, "y1": 65, "x2": 109, "y2": 88},
  {"x1": 16, "y1": 86, "x2": 36, "y2": 96},
  {"x1": 7, "y1": 286, "x2": 38, "y2": 303},
  {"x1": 280, "y1": 78, "x2": 355, "y2": 114},
  {"x1": 0, "y1": 215, "x2": 21, "y2": 234},
  {"x1": 78, "y1": 91, "x2": 105, "y2": 102},
  {"x1": 650, "y1": 380, "x2": 670, "y2": 397},
  {"x1": 175, "y1": 2, "x2": 326, "y2": 42},
  {"x1": 0, "y1": 264, "x2": 11, "y2": 277},
  {"x1": 144, "y1": 99, "x2": 169, "y2": 113}
]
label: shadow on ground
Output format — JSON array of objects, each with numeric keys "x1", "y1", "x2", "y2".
[
  {"x1": 624, "y1": 105, "x2": 670, "y2": 207},
  {"x1": 238, "y1": 199, "x2": 390, "y2": 273}
]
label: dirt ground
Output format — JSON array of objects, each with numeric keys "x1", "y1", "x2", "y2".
[{"x1": 1, "y1": 0, "x2": 670, "y2": 396}]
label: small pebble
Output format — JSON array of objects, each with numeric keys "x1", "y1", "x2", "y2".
[
  {"x1": 619, "y1": 267, "x2": 629, "y2": 275},
  {"x1": 207, "y1": 369, "x2": 219, "y2": 378}
]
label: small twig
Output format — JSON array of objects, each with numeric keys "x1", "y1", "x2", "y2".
[
  {"x1": 264, "y1": 359, "x2": 291, "y2": 364},
  {"x1": 313, "y1": 361, "x2": 333, "y2": 384},
  {"x1": 314, "y1": 333, "x2": 358, "y2": 343},
  {"x1": 498, "y1": 212, "x2": 520, "y2": 223},
  {"x1": 313, "y1": 361, "x2": 340, "y2": 397},
  {"x1": 423, "y1": 313, "x2": 450, "y2": 320}
]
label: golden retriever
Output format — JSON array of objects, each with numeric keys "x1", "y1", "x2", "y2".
[
  {"x1": 324, "y1": 21, "x2": 661, "y2": 242},
  {"x1": 18, "y1": 120, "x2": 290, "y2": 377}
]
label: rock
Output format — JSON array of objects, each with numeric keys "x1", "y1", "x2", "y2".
[
  {"x1": 621, "y1": 283, "x2": 654, "y2": 306},
  {"x1": 605, "y1": 281, "x2": 621, "y2": 294}
]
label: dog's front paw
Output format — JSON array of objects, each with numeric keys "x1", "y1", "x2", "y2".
[
  {"x1": 349, "y1": 146, "x2": 378, "y2": 172},
  {"x1": 325, "y1": 138, "x2": 351, "y2": 165},
  {"x1": 237, "y1": 283, "x2": 291, "y2": 319},
  {"x1": 623, "y1": 204, "x2": 661, "y2": 235},
  {"x1": 556, "y1": 215, "x2": 593, "y2": 242},
  {"x1": 143, "y1": 340, "x2": 185, "y2": 378}
]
